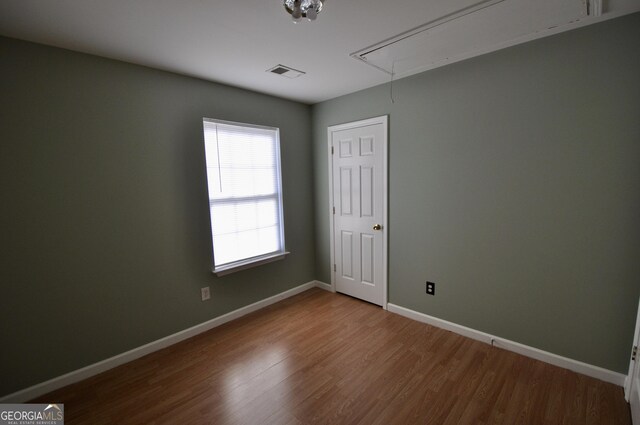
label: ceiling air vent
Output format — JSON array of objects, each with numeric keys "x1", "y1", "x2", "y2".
[{"x1": 267, "y1": 64, "x2": 306, "y2": 79}]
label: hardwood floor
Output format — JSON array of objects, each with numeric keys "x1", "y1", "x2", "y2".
[{"x1": 33, "y1": 288, "x2": 630, "y2": 424}]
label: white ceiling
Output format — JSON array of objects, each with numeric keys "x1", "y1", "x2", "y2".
[{"x1": 0, "y1": 0, "x2": 638, "y2": 104}]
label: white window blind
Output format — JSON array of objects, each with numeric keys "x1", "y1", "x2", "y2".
[{"x1": 203, "y1": 119, "x2": 286, "y2": 274}]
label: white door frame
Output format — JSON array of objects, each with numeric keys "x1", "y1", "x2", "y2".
[
  {"x1": 327, "y1": 115, "x2": 389, "y2": 309},
  {"x1": 625, "y1": 297, "x2": 640, "y2": 402}
]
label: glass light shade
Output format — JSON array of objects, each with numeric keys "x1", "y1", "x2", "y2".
[{"x1": 284, "y1": 0, "x2": 323, "y2": 21}]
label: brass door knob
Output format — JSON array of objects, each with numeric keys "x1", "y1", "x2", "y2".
[{"x1": 373, "y1": 224, "x2": 382, "y2": 231}]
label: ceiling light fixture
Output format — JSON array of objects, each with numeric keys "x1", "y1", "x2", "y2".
[{"x1": 283, "y1": 0, "x2": 324, "y2": 23}]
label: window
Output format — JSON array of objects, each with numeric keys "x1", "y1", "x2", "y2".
[{"x1": 202, "y1": 118, "x2": 287, "y2": 275}]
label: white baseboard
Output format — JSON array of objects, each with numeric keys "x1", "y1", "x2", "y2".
[
  {"x1": 314, "y1": 280, "x2": 334, "y2": 292},
  {"x1": 387, "y1": 303, "x2": 626, "y2": 387},
  {"x1": 1, "y1": 280, "x2": 323, "y2": 403}
]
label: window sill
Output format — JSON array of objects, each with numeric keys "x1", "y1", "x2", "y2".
[{"x1": 212, "y1": 252, "x2": 290, "y2": 277}]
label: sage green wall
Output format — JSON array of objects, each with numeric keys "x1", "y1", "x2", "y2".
[
  {"x1": 312, "y1": 13, "x2": 640, "y2": 373},
  {"x1": 0, "y1": 37, "x2": 314, "y2": 396}
]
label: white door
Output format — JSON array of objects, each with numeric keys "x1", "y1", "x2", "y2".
[
  {"x1": 329, "y1": 116, "x2": 387, "y2": 307},
  {"x1": 627, "y1": 297, "x2": 640, "y2": 423}
]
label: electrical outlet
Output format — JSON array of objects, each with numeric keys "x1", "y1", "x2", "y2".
[
  {"x1": 426, "y1": 281, "x2": 435, "y2": 296},
  {"x1": 201, "y1": 286, "x2": 211, "y2": 301}
]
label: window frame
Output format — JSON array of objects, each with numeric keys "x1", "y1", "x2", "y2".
[{"x1": 202, "y1": 118, "x2": 288, "y2": 276}]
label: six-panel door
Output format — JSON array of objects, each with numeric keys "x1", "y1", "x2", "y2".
[{"x1": 332, "y1": 122, "x2": 385, "y2": 306}]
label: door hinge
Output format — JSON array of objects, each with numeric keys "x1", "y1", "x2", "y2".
[
  {"x1": 332, "y1": 206, "x2": 335, "y2": 214},
  {"x1": 633, "y1": 346, "x2": 638, "y2": 361},
  {"x1": 331, "y1": 146, "x2": 334, "y2": 155},
  {"x1": 333, "y1": 264, "x2": 336, "y2": 272}
]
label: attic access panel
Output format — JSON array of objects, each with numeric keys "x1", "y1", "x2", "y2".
[{"x1": 352, "y1": 0, "x2": 594, "y2": 77}]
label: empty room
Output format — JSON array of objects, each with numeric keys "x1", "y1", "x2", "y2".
[{"x1": 1, "y1": 0, "x2": 639, "y2": 424}]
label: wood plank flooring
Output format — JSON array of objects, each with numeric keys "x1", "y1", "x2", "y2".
[{"x1": 33, "y1": 288, "x2": 631, "y2": 424}]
